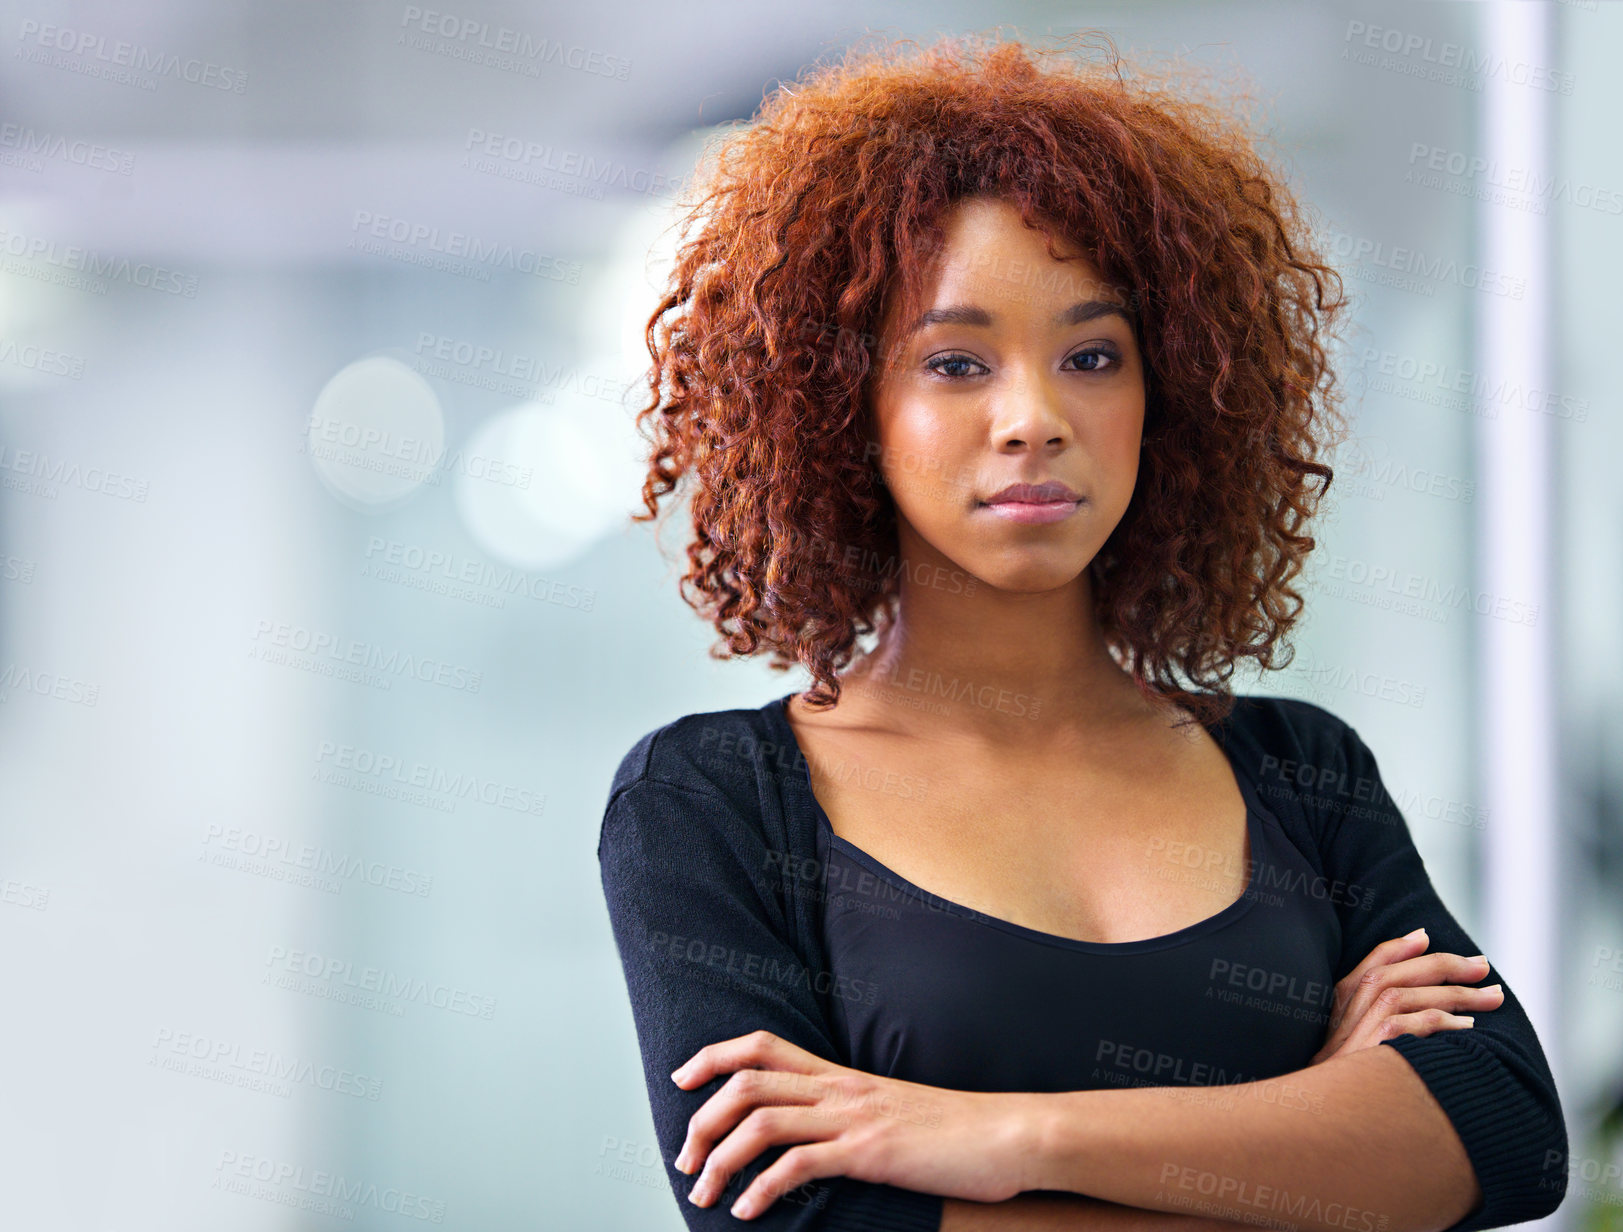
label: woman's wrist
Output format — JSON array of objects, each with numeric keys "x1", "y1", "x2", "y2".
[{"x1": 1010, "y1": 1090, "x2": 1092, "y2": 1195}]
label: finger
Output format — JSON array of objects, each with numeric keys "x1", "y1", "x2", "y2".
[
  {"x1": 1319, "y1": 930, "x2": 1433, "y2": 1053},
  {"x1": 1331, "y1": 950, "x2": 1495, "y2": 1041},
  {"x1": 672, "y1": 1029, "x2": 829, "y2": 1091},
  {"x1": 688, "y1": 1105, "x2": 842, "y2": 1210},
  {"x1": 1336, "y1": 929, "x2": 1432, "y2": 1000},
  {"x1": 729, "y1": 1140, "x2": 849, "y2": 1220},
  {"x1": 1376, "y1": 951, "x2": 1494, "y2": 990},
  {"x1": 677, "y1": 1067, "x2": 822, "y2": 1177},
  {"x1": 1310, "y1": 981, "x2": 1502, "y2": 1064},
  {"x1": 1326, "y1": 1006, "x2": 1473, "y2": 1060},
  {"x1": 1334, "y1": 1004, "x2": 1476, "y2": 1056},
  {"x1": 1360, "y1": 1006, "x2": 1478, "y2": 1047},
  {"x1": 1366, "y1": 982, "x2": 1505, "y2": 1021}
]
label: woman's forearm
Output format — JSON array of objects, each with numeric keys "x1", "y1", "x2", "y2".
[
  {"x1": 943, "y1": 1190, "x2": 1271, "y2": 1231},
  {"x1": 1017, "y1": 1046, "x2": 1480, "y2": 1232}
]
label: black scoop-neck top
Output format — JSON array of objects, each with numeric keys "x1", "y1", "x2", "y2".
[
  {"x1": 599, "y1": 690, "x2": 1569, "y2": 1231},
  {"x1": 776, "y1": 697, "x2": 1343, "y2": 1094}
]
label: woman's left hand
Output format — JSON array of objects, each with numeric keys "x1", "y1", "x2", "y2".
[{"x1": 670, "y1": 1029, "x2": 1041, "y2": 1219}]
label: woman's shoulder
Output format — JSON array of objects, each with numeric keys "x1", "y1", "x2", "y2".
[
  {"x1": 604, "y1": 694, "x2": 788, "y2": 818},
  {"x1": 1222, "y1": 692, "x2": 1385, "y2": 855},
  {"x1": 1222, "y1": 691, "x2": 1359, "y2": 758},
  {"x1": 597, "y1": 696, "x2": 800, "y2": 881}
]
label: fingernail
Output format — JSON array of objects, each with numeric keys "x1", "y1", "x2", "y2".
[
  {"x1": 1404, "y1": 927, "x2": 1427, "y2": 940},
  {"x1": 1457, "y1": 1016, "x2": 1475, "y2": 1026},
  {"x1": 1468, "y1": 954, "x2": 1487, "y2": 964},
  {"x1": 1486, "y1": 983, "x2": 1503, "y2": 994},
  {"x1": 671, "y1": 1066, "x2": 687, "y2": 1084}
]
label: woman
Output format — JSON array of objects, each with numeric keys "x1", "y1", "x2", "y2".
[{"x1": 597, "y1": 32, "x2": 1565, "y2": 1232}]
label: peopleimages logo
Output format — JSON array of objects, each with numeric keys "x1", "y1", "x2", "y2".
[
  {"x1": 14, "y1": 18, "x2": 250, "y2": 93},
  {"x1": 263, "y1": 946, "x2": 497, "y2": 1020},
  {"x1": 0, "y1": 660, "x2": 99, "y2": 706},
  {"x1": 1317, "y1": 225, "x2": 1526, "y2": 300},
  {"x1": 247, "y1": 619, "x2": 484, "y2": 692},
  {"x1": 361, "y1": 535, "x2": 594, "y2": 611},
  {"x1": 1319, "y1": 555, "x2": 1539, "y2": 627},
  {"x1": 199, "y1": 822, "x2": 436, "y2": 896},
  {"x1": 0, "y1": 224, "x2": 199, "y2": 297},
  {"x1": 151, "y1": 1026, "x2": 383, "y2": 1101},
  {"x1": 0, "y1": 123, "x2": 134, "y2": 173},
  {"x1": 314, "y1": 740, "x2": 548, "y2": 816},
  {"x1": 462, "y1": 128, "x2": 676, "y2": 199},
  {"x1": 1342, "y1": 20, "x2": 1576, "y2": 95},
  {"x1": 1407, "y1": 143, "x2": 1623, "y2": 216},
  {"x1": 212, "y1": 1150, "x2": 446, "y2": 1222},
  {"x1": 1348, "y1": 345, "x2": 1589, "y2": 422},
  {"x1": 348, "y1": 210, "x2": 581, "y2": 284},
  {"x1": 398, "y1": 6, "x2": 631, "y2": 81},
  {"x1": 0, "y1": 337, "x2": 86, "y2": 379}
]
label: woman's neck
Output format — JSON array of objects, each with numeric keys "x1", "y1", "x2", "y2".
[{"x1": 834, "y1": 581, "x2": 1158, "y2": 743}]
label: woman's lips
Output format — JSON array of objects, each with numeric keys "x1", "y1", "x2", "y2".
[{"x1": 975, "y1": 497, "x2": 1083, "y2": 525}]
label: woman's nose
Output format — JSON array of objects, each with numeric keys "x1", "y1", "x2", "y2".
[{"x1": 990, "y1": 372, "x2": 1071, "y2": 449}]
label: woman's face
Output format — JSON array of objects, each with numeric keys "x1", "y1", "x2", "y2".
[{"x1": 868, "y1": 195, "x2": 1146, "y2": 594}]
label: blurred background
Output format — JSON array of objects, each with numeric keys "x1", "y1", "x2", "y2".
[{"x1": 0, "y1": 0, "x2": 1618, "y2": 1228}]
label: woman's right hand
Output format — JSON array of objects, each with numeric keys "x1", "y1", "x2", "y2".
[{"x1": 1308, "y1": 927, "x2": 1505, "y2": 1066}]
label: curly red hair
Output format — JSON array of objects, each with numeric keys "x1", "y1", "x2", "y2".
[{"x1": 631, "y1": 30, "x2": 1351, "y2": 726}]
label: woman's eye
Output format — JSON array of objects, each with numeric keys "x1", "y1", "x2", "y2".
[
  {"x1": 1067, "y1": 347, "x2": 1118, "y2": 372},
  {"x1": 925, "y1": 353, "x2": 985, "y2": 379}
]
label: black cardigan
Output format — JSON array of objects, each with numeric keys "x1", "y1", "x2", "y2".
[{"x1": 597, "y1": 691, "x2": 1567, "y2": 1231}]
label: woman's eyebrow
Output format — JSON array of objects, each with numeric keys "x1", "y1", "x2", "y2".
[{"x1": 902, "y1": 299, "x2": 1132, "y2": 339}]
